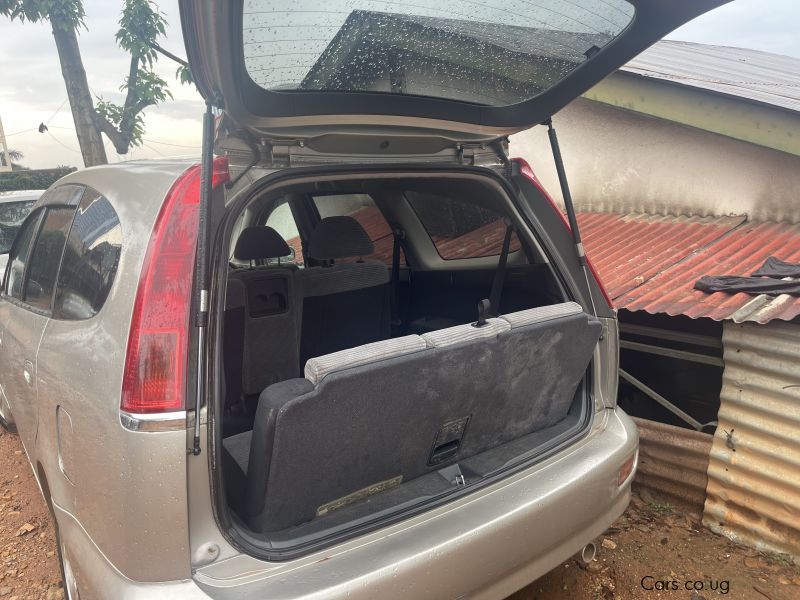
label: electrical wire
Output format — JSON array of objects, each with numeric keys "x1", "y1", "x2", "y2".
[{"x1": 46, "y1": 130, "x2": 82, "y2": 154}]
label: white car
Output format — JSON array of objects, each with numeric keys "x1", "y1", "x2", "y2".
[{"x1": 0, "y1": 190, "x2": 42, "y2": 276}]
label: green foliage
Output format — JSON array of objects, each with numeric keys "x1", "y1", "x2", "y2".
[
  {"x1": 95, "y1": 97, "x2": 145, "y2": 147},
  {"x1": 123, "y1": 67, "x2": 172, "y2": 105},
  {"x1": 176, "y1": 64, "x2": 194, "y2": 86},
  {"x1": 0, "y1": 0, "x2": 85, "y2": 31},
  {"x1": 0, "y1": 167, "x2": 77, "y2": 192},
  {"x1": 116, "y1": 0, "x2": 166, "y2": 66}
]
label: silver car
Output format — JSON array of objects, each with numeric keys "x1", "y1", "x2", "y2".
[{"x1": 0, "y1": 1, "x2": 727, "y2": 598}]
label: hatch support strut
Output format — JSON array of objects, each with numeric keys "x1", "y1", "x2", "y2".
[
  {"x1": 191, "y1": 101, "x2": 215, "y2": 456},
  {"x1": 544, "y1": 118, "x2": 597, "y2": 317}
]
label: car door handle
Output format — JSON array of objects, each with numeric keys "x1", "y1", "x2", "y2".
[{"x1": 23, "y1": 360, "x2": 33, "y2": 386}]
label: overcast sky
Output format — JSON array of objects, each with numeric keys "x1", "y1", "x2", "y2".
[{"x1": 1, "y1": 0, "x2": 798, "y2": 169}]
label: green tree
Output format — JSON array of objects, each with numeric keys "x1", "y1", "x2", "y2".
[
  {"x1": 0, "y1": 148, "x2": 23, "y2": 167},
  {"x1": 0, "y1": 0, "x2": 187, "y2": 167}
]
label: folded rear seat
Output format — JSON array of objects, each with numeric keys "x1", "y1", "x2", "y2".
[{"x1": 223, "y1": 301, "x2": 602, "y2": 532}]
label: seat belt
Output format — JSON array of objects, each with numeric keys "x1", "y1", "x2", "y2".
[
  {"x1": 390, "y1": 228, "x2": 406, "y2": 329},
  {"x1": 487, "y1": 220, "x2": 514, "y2": 317}
]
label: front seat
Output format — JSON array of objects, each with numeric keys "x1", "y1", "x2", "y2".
[{"x1": 298, "y1": 216, "x2": 390, "y2": 365}]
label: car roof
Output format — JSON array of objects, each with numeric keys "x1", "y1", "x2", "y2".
[{"x1": 0, "y1": 190, "x2": 45, "y2": 204}]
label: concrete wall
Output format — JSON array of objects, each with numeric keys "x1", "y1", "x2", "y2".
[{"x1": 510, "y1": 97, "x2": 800, "y2": 224}]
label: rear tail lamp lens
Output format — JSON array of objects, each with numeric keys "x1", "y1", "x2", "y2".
[{"x1": 121, "y1": 157, "x2": 229, "y2": 414}]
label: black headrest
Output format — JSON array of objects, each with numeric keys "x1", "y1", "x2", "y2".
[
  {"x1": 234, "y1": 226, "x2": 291, "y2": 261},
  {"x1": 307, "y1": 216, "x2": 374, "y2": 260}
]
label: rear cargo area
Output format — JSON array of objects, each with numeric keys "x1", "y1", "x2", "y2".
[{"x1": 214, "y1": 170, "x2": 601, "y2": 550}]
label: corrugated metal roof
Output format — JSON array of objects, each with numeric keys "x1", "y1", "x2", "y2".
[
  {"x1": 578, "y1": 212, "x2": 745, "y2": 300},
  {"x1": 704, "y1": 321, "x2": 800, "y2": 560},
  {"x1": 622, "y1": 40, "x2": 800, "y2": 114},
  {"x1": 580, "y1": 212, "x2": 800, "y2": 324}
]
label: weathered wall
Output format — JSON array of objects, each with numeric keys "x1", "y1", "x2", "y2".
[
  {"x1": 704, "y1": 321, "x2": 800, "y2": 560},
  {"x1": 633, "y1": 417, "x2": 713, "y2": 512},
  {"x1": 510, "y1": 97, "x2": 800, "y2": 224}
]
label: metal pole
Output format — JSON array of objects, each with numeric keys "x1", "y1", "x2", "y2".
[
  {"x1": 619, "y1": 368, "x2": 703, "y2": 431},
  {"x1": 0, "y1": 115, "x2": 11, "y2": 172}
]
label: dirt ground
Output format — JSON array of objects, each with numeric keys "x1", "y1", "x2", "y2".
[
  {"x1": 0, "y1": 427, "x2": 798, "y2": 600},
  {"x1": 0, "y1": 430, "x2": 62, "y2": 599},
  {"x1": 511, "y1": 489, "x2": 800, "y2": 600}
]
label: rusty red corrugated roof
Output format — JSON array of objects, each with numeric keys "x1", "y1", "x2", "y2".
[{"x1": 580, "y1": 212, "x2": 800, "y2": 324}]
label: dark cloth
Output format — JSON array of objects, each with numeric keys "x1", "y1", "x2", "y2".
[
  {"x1": 750, "y1": 256, "x2": 800, "y2": 279},
  {"x1": 694, "y1": 276, "x2": 800, "y2": 296},
  {"x1": 694, "y1": 256, "x2": 800, "y2": 297}
]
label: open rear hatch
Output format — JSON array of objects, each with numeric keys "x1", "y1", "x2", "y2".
[
  {"x1": 180, "y1": 0, "x2": 730, "y2": 142},
  {"x1": 179, "y1": 0, "x2": 730, "y2": 559}
]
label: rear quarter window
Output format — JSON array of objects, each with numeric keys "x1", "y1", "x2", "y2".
[
  {"x1": 53, "y1": 190, "x2": 122, "y2": 320},
  {"x1": 405, "y1": 191, "x2": 520, "y2": 260}
]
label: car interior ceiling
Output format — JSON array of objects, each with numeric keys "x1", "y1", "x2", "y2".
[{"x1": 219, "y1": 174, "x2": 601, "y2": 541}]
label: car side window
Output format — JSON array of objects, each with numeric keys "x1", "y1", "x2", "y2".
[
  {"x1": 264, "y1": 201, "x2": 303, "y2": 265},
  {"x1": 405, "y1": 191, "x2": 520, "y2": 260},
  {"x1": 24, "y1": 207, "x2": 75, "y2": 311},
  {"x1": 3, "y1": 208, "x2": 44, "y2": 300},
  {"x1": 53, "y1": 190, "x2": 122, "y2": 320}
]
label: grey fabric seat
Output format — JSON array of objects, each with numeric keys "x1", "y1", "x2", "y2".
[
  {"x1": 297, "y1": 216, "x2": 390, "y2": 366},
  {"x1": 225, "y1": 227, "x2": 302, "y2": 411},
  {"x1": 223, "y1": 301, "x2": 602, "y2": 533}
]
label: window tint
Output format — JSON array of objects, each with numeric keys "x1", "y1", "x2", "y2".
[
  {"x1": 25, "y1": 207, "x2": 75, "y2": 311},
  {"x1": 265, "y1": 202, "x2": 303, "y2": 265},
  {"x1": 242, "y1": 0, "x2": 635, "y2": 106},
  {"x1": 0, "y1": 200, "x2": 37, "y2": 254},
  {"x1": 4, "y1": 209, "x2": 43, "y2": 299},
  {"x1": 312, "y1": 194, "x2": 398, "y2": 265},
  {"x1": 54, "y1": 190, "x2": 122, "y2": 320},
  {"x1": 406, "y1": 191, "x2": 520, "y2": 260}
]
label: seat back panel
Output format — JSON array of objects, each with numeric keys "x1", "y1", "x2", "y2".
[{"x1": 241, "y1": 304, "x2": 602, "y2": 532}]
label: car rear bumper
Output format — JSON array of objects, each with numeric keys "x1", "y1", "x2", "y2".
[{"x1": 59, "y1": 408, "x2": 636, "y2": 599}]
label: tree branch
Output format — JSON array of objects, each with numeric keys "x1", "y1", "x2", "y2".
[
  {"x1": 94, "y1": 113, "x2": 130, "y2": 155},
  {"x1": 148, "y1": 41, "x2": 188, "y2": 67}
]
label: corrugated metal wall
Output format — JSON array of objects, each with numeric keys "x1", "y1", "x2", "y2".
[
  {"x1": 633, "y1": 417, "x2": 713, "y2": 511},
  {"x1": 704, "y1": 320, "x2": 800, "y2": 559}
]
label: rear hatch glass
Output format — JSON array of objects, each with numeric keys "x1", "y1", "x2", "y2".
[{"x1": 242, "y1": 0, "x2": 635, "y2": 106}]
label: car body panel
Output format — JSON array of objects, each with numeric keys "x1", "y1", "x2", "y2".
[
  {"x1": 55, "y1": 406, "x2": 635, "y2": 599},
  {"x1": 180, "y1": 0, "x2": 730, "y2": 140},
  {"x1": 0, "y1": 304, "x2": 47, "y2": 451},
  {"x1": 191, "y1": 409, "x2": 636, "y2": 599},
  {"x1": 0, "y1": 162, "x2": 200, "y2": 584}
]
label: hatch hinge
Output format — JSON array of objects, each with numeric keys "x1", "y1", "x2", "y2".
[
  {"x1": 262, "y1": 139, "x2": 305, "y2": 167},
  {"x1": 457, "y1": 143, "x2": 476, "y2": 165}
]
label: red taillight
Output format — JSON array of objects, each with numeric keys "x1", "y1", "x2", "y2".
[
  {"x1": 512, "y1": 157, "x2": 613, "y2": 308},
  {"x1": 121, "y1": 157, "x2": 229, "y2": 414}
]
